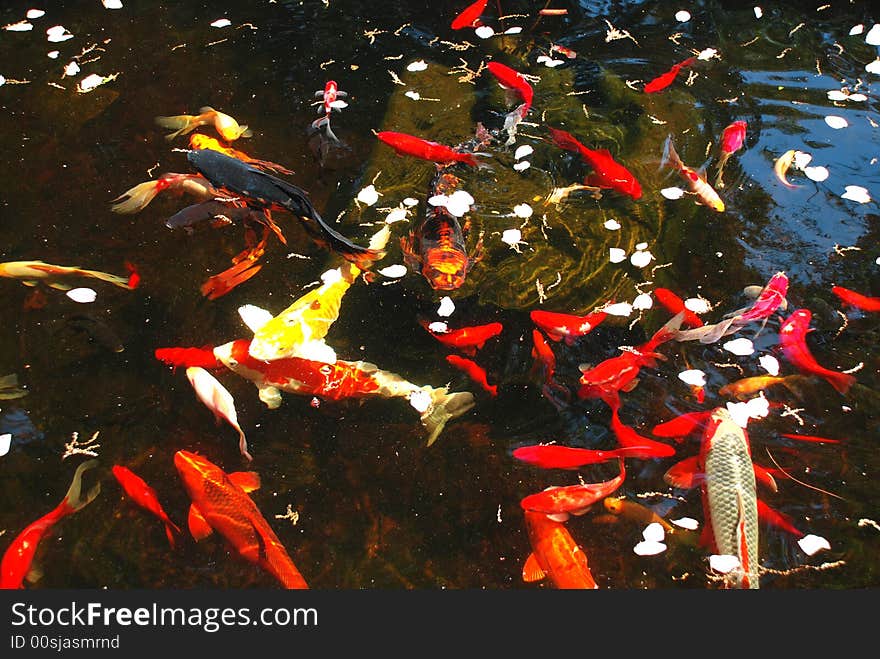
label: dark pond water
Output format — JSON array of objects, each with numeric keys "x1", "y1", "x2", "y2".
[{"x1": 0, "y1": 0, "x2": 878, "y2": 590}]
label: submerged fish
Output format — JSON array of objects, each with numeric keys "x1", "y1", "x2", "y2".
[
  {"x1": 0, "y1": 260, "x2": 137, "y2": 291},
  {"x1": 522, "y1": 510, "x2": 598, "y2": 589},
  {"x1": 548, "y1": 127, "x2": 642, "y2": 200},
  {"x1": 155, "y1": 106, "x2": 252, "y2": 142},
  {"x1": 660, "y1": 135, "x2": 725, "y2": 212}
]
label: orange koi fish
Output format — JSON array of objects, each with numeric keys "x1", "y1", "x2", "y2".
[
  {"x1": 529, "y1": 329, "x2": 571, "y2": 408},
  {"x1": 513, "y1": 443, "x2": 653, "y2": 470},
  {"x1": 832, "y1": 285, "x2": 880, "y2": 312},
  {"x1": 185, "y1": 366, "x2": 252, "y2": 462},
  {"x1": 446, "y1": 354, "x2": 498, "y2": 396},
  {"x1": 548, "y1": 127, "x2": 642, "y2": 200},
  {"x1": 644, "y1": 57, "x2": 695, "y2": 93},
  {"x1": 155, "y1": 106, "x2": 252, "y2": 142},
  {"x1": 523, "y1": 511, "x2": 598, "y2": 589},
  {"x1": 189, "y1": 134, "x2": 294, "y2": 175},
  {"x1": 609, "y1": 404, "x2": 676, "y2": 458},
  {"x1": 111, "y1": 465, "x2": 181, "y2": 549},
  {"x1": 660, "y1": 135, "x2": 725, "y2": 212},
  {"x1": 653, "y1": 287, "x2": 703, "y2": 327},
  {"x1": 0, "y1": 260, "x2": 138, "y2": 291},
  {"x1": 174, "y1": 450, "x2": 309, "y2": 589},
  {"x1": 110, "y1": 172, "x2": 217, "y2": 214},
  {"x1": 718, "y1": 374, "x2": 807, "y2": 400},
  {"x1": 451, "y1": 0, "x2": 488, "y2": 29},
  {"x1": 421, "y1": 321, "x2": 503, "y2": 356},
  {"x1": 603, "y1": 496, "x2": 674, "y2": 533},
  {"x1": 715, "y1": 120, "x2": 747, "y2": 188},
  {"x1": 486, "y1": 61, "x2": 534, "y2": 144},
  {"x1": 1, "y1": 460, "x2": 100, "y2": 589},
  {"x1": 651, "y1": 409, "x2": 713, "y2": 439},
  {"x1": 773, "y1": 149, "x2": 800, "y2": 189},
  {"x1": 778, "y1": 309, "x2": 856, "y2": 395},
  {"x1": 530, "y1": 307, "x2": 609, "y2": 345},
  {"x1": 520, "y1": 459, "x2": 626, "y2": 518},
  {"x1": 377, "y1": 131, "x2": 480, "y2": 167}
]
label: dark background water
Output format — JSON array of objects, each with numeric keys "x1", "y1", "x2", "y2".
[{"x1": 0, "y1": 0, "x2": 877, "y2": 589}]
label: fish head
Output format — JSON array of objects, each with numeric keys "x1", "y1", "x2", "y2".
[
  {"x1": 422, "y1": 249, "x2": 468, "y2": 290},
  {"x1": 174, "y1": 450, "x2": 222, "y2": 498}
]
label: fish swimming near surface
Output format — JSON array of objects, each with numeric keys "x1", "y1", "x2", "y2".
[
  {"x1": 174, "y1": 450, "x2": 309, "y2": 589},
  {"x1": 185, "y1": 366, "x2": 252, "y2": 462},
  {"x1": 778, "y1": 309, "x2": 856, "y2": 395},
  {"x1": 718, "y1": 374, "x2": 809, "y2": 400},
  {"x1": 155, "y1": 106, "x2": 252, "y2": 142},
  {"x1": 0, "y1": 460, "x2": 100, "y2": 589},
  {"x1": 773, "y1": 149, "x2": 800, "y2": 189},
  {"x1": 520, "y1": 459, "x2": 626, "y2": 518},
  {"x1": 513, "y1": 443, "x2": 653, "y2": 470},
  {"x1": 421, "y1": 321, "x2": 503, "y2": 357},
  {"x1": 110, "y1": 172, "x2": 218, "y2": 215},
  {"x1": 660, "y1": 135, "x2": 725, "y2": 212},
  {"x1": 377, "y1": 131, "x2": 481, "y2": 167},
  {"x1": 548, "y1": 127, "x2": 642, "y2": 200},
  {"x1": 311, "y1": 80, "x2": 348, "y2": 141},
  {"x1": 714, "y1": 120, "x2": 747, "y2": 188},
  {"x1": 530, "y1": 307, "x2": 609, "y2": 345},
  {"x1": 486, "y1": 61, "x2": 534, "y2": 145},
  {"x1": 0, "y1": 260, "x2": 138, "y2": 291},
  {"x1": 446, "y1": 354, "x2": 498, "y2": 396},
  {"x1": 522, "y1": 510, "x2": 598, "y2": 589},
  {"x1": 644, "y1": 57, "x2": 695, "y2": 93},
  {"x1": 529, "y1": 328, "x2": 571, "y2": 408},
  {"x1": 451, "y1": 0, "x2": 488, "y2": 29},
  {"x1": 831, "y1": 285, "x2": 880, "y2": 312},
  {"x1": 653, "y1": 287, "x2": 703, "y2": 327},
  {"x1": 111, "y1": 465, "x2": 181, "y2": 549}
]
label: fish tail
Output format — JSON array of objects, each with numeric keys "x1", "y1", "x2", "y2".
[
  {"x1": 828, "y1": 371, "x2": 856, "y2": 395},
  {"x1": 660, "y1": 135, "x2": 682, "y2": 171},
  {"x1": 714, "y1": 153, "x2": 730, "y2": 189},
  {"x1": 154, "y1": 346, "x2": 222, "y2": 370},
  {"x1": 237, "y1": 428, "x2": 253, "y2": 462},
  {"x1": 155, "y1": 114, "x2": 197, "y2": 141},
  {"x1": 79, "y1": 268, "x2": 136, "y2": 290},
  {"x1": 459, "y1": 152, "x2": 480, "y2": 167},
  {"x1": 164, "y1": 519, "x2": 181, "y2": 550},
  {"x1": 420, "y1": 387, "x2": 476, "y2": 447},
  {"x1": 62, "y1": 459, "x2": 101, "y2": 514},
  {"x1": 110, "y1": 180, "x2": 164, "y2": 214}
]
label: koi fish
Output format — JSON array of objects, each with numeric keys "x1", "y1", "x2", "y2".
[
  {"x1": 401, "y1": 171, "x2": 483, "y2": 291},
  {"x1": 185, "y1": 366, "x2": 252, "y2": 461},
  {"x1": 110, "y1": 172, "x2": 217, "y2": 215},
  {"x1": 513, "y1": 443, "x2": 654, "y2": 470},
  {"x1": 653, "y1": 288, "x2": 703, "y2": 327},
  {"x1": 0, "y1": 460, "x2": 100, "y2": 589},
  {"x1": 529, "y1": 329, "x2": 571, "y2": 408},
  {"x1": 157, "y1": 339, "x2": 475, "y2": 447},
  {"x1": 609, "y1": 404, "x2": 676, "y2": 458},
  {"x1": 186, "y1": 148, "x2": 385, "y2": 270},
  {"x1": 155, "y1": 106, "x2": 252, "y2": 142},
  {"x1": 603, "y1": 496, "x2": 675, "y2": 533},
  {"x1": 0, "y1": 260, "x2": 138, "y2": 291},
  {"x1": 111, "y1": 465, "x2": 181, "y2": 549},
  {"x1": 520, "y1": 459, "x2": 626, "y2": 518},
  {"x1": 832, "y1": 285, "x2": 880, "y2": 312},
  {"x1": 714, "y1": 120, "x2": 747, "y2": 188},
  {"x1": 778, "y1": 433, "x2": 841, "y2": 445},
  {"x1": 189, "y1": 134, "x2": 294, "y2": 175},
  {"x1": 651, "y1": 410, "x2": 713, "y2": 439},
  {"x1": 778, "y1": 309, "x2": 856, "y2": 395},
  {"x1": 644, "y1": 57, "x2": 695, "y2": 93},
  {"x1": 661, "y1": 135, "x2": 724, "y2": 212},
  {"x1": 486, "y1": 61, "x2": 534, "y2": 145},
  {"x1": 550, "y1": 44, "x2": 577, "y2": 59},
  {"x1": 165, "y1": 199, "x2": 260, "y2": 232},
  {"x1": 773, "y1": 149, "x2": 800, "y2": 189},
  {"x1": 376, "y1": 131, "x2": 480, "y2": 167},
  {"x1": 522, "y1": 511, "x2": 598, "y2": 589},
  {"x1": 174, "y1": 450, "x2": 309, "y2": 589},
  {"x1": 311, "y1": 80, "x2": 348, "y2": 141},
  {"x1": 446, "y1": 354, "x2": 498, "y2": 397},
  {"x1": 664, "y1": 407, "x2": 760, "y2": 589},
  {"x1": 421, "y1": 321, "x2": 503, "y2": 357},
  {"x1": 451, "y1": 0, "x2": 488, "y2": 29},
  {"x1": 530, "y1": 307, "x2": 608, "y2": 345},
  {"x1": 718, "y1": 374, "x2": 808, "y2": 400},
  {"x1": 548, "y1": 127, "x2": 642, "y2": 200}
]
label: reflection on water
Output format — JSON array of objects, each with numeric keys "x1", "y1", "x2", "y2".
[{"x1": 0, "y1": 0, "x2": 878, "y2": 590}]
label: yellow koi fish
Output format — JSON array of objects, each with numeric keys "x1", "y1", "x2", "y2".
[
  {"x1": 0, "y1": 260, "x2": 137, "y2": 291},
  {"x1": 155, "y1": 106, "x2": 252, "y2": 142},
  {"x1": 661, "y1": 135, "x2": 725, "y2": 212}
]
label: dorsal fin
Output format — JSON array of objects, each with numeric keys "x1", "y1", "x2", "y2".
[{"x1": 229, "y1": 471, "x2": 261, "y2": 493}]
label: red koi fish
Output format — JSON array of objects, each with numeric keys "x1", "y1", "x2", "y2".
[
  {"x1": 529, "y1": 329, "x2": 571, "y2": 408},
  {"x1": 520, "y1": 459, "x2": 626, "y2": 517},
  {"x1": 715, "y1": 120, "x2": 747, "y2": 188},
  {"x1": 377, "y1": 131, "x2": 480, "y2": 167},
  {"x1": 530, "y1": 307, "x2": 608, "y2": 345},
  {"x1": 609, "y1": 404, "x2": 676, "y2": 458},
  {"x1": 110, "y1": 172, "x2": 217, "y2": 214},
  {"x1": 832, "y1": 285, "x2": 880, "y2": 312},
  {"x1": 1, "y1": 460, "x2": 100, "y2": 589},
  {"x1": 174, "y1": 450, "x2": 309, "y2": 589},
  {"x1": 778, "y1": 309, "x2": 856, "y2": 395},
  {"x1": 651, "y1": 410, "x2": 713, "y2": 439},
  {"x1": 523, "y1": 511, "x2": 598, "y2": 589},
  {"x1": 446, "y1": 354, "x2": 497, "y2": 396},
  {"x1": 112, "y1": 465, "x2": 181, "y2": 549},
  {"x1": 513, "y1": 444, "x2": 654, "y2": 470},
  {"x1": 311, "y1": 80, "x2": 348, "y2": 141},
  {"x1": 644, "y1": 57, "x2": 695, "y2": 93},
  {"x1": 487, "y1": 61, "x2": 534, "y2": 144},
  {"x1": 660, "y1": 135, "x2": 725, "y2": 212},
  {"x1": 548, "y1": 127, "x2": 642, "y2": 200},
  {"x1": 451, "y1": 0, "x2": 488, "y2": 29},
  {"x1": 653, "y1": 288, "x2": 703, "y2": 327},
  {"x1": 189, "y1": 134, "x2": 294, "y2": 175},
  {"x1": 421, "y1": 321, "x2": 503, "y2": 356}
]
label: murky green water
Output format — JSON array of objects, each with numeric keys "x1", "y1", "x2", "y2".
[{"x1": 0, "y1": 0, "x2": 877, "y2": 590}]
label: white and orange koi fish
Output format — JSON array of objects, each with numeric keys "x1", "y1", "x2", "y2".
[
  {"x1": 661, "y1": 135, "x2": 725, "y2": 212},
  {"x1": 185, "y1": 366, "x2": 252, "y2": 462},
  {"x1": 0, "y1": 260, "x2": 138, "y2": 291}
]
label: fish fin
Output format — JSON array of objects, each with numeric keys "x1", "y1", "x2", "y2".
[
  {"x1": 735, "y1": 492, "x2": 751, "y2": 587},
  {"x1": 753, "y1": 464, "x2": 778, "y2": 493},
  {"x1": 63, "y1": 459, "x2": 101, "y2": 513},
  {"x1": 420, "y1": 387, "x2": 476, "y2": 447},
  {"x1": 659, "y1": 135, "x2": 682, "y2": 171},
  {"x1": 188, "y1": 504, "x2": 213, "y2": 541},
  {"x1": 258, "y1": 385, "x2": 282, "y2": 409},
  {"x1": 522, "y1": 552, "x2": 546, "y2": 583},
  {"x1": 620, "y1": 377, "x2": 640, "y2": 393},
  {"x1": 26, "y1": 564, "x2": 44, "y2": 585},
  {"x1": 663, "y1": 456, "x2": 703, "y2": 489},
  {"x1": 239, "y1": 126, "x2": 253, "y2": 138},
  {"x1": 164, "y1": 519, "x2": 181, "y2": 550},
  {"x1": 111, "y1": 180, "x2": 163, "y2": 214},
  {"x1": 229, "y1": 471, "x2": 261, "y2": 493}
]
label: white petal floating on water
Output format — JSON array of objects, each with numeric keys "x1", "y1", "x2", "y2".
[
  {"x1": 437, "y1": 296, "x2": 455, "y2": 317},
  {"x1": 824, "y1": 115, "x2": 848, "y2": 129},
  {"x1": 724, "y1": 337, "x2": 755, "y2": 356},
  {"x1": 630, "y1": 250, "x2": 653, "y2": 268},
  {"x1": 679, "y1": 369, "x2": 707, "y2": 387},
  {"x1": 5, "y1": 21, "x2": 34, "y2": 32},
  {"x1": 726, "y1": 401, "x2": 752, "y2": 428},
  {"x1": 709, "y1": 554, "x2": 741, "y2": 574},
  {"x1": 357, "y1": 184, "x2": 380, "y2": 206},
  {"x1": 727, "y1": 393, "x2": 770, "y2": 427},
  {"x1": 0, "y1": 75, "x2": 5, "y2": 86},
  {"x1": 514, "y1": 145, "x2": 533, "y2": 160},
  {"x1": 450, "y1": 190, "x2": 474, "y2": 206},
  {"x1": 406, "y1": 59, "x2": 428, "y2": 72},
  {"x1": 378, "y1": 264, "x2": 407, "y2": 278},
  {"x1": 512, "y1": 160, "x2": 530, "y2": 172},
  {"x1": 404, "y1": 90, "x2": 421, "y2": 100},
  {"x1": 604, "y1": 219, "x2": 621, "y2": 230},
  {"x1": 661, "y1": 186, "x2": 685, "y2": 200},
  {"x1": 603, "y1": 302, "x2": 633, "y2": 317},
  {"x1": 675, "y1": 10, "x2": 691, "y2": 22},
  {"x1": 403, "y1": 197, "x2": 419, "y2": 207},
  {"x1": 753, "y1": 7, "x2": 763, "y2": 19},
  {"x1": 0, "y1": 433, "x2": 11, "y2": 457},
  {"x1": 47, "y1": 50, "x2": 59, "y2": 59},
  {"x1": 428, "y1": 321, "x2": 448, "y2": 333},
  {"x1": 798, "y1": 534, "x2": 831, "y2": 556},
  {"x1": 542, "y1": 58, "x2": 565, "y2": 68},
  {"x1": 759, "y1": 354, "x2": 780, "y2": 376},
  {"x1": 632, "y1": 293, "x2": 653, "y2": 310},
  {"x1": 446, "y1": 195, "x2": 471, "y2": 217},
  {"x1": 827, "y1": 90, "x2": 848, "y2": 101},
  {"x1": 329, "y1": 99, "x2": 348, "y2": 110},
  {"x1": 102, "y1": 0, "x2": 124, "y2": 8},
  {"x1": 849, "y1": 24, "x2": 864, "y2": 35},
  {"x1": 504, "y1": 26, "x2": 523, "y2": 35},
  {"x1": 633, "y1": 540, "x2": 667, "y2": 556},
  {"x1": 66, "y1": 287, "x2": 97, "y2": 303},
  {"x1": 27, "y1": 9, "x2": 46, "y2": 19},
  {"x1": 848, "y1": 93, "x2": 867, "y2": 102},
  {"x1": 672, "y1": 517, "x2": 699, "y2": 531},
  {"x1": 475, "y1": 25, "x2": 495, "y2": 39},
  {"x1": 385, "y1": 208, "x2": 408, "y2": 223},
  {"x1": 77, "y1": 73, "x2": 111, "y2": 92},
  {"x1": 866, "y1": 24, "x2": 880, "y2": 46},
  {"x1": 643, "y1": 522, "x2": 666, "y2": 543},
  {"x1": 804, "y1": 165, "x2": 829, "y2": 181},
  {"x1": 501, "y1": 228, "x2": 522, "y2": 247},
  {"x1": 841, "y1": 185, "x2": 871, "y2": 203},
  {"x1": 238, "y1": 304, "x2": 273, "y2": 333},
  {"x1": 635, "y1": 241, "x2": 648, "y2": 250},
  {"x1": 867, "y1": 59, "x2": 880, "y2": 74},
  {"x1": 210, "y1": 18, "x2": 231, "y2": 28},
  {"x1": 513, "y1": 203, "x2": 533, "y2": 218},
  {"x1": 63, "y1": 61, "x2": 80, "y2": 77},
  {"x1": 793, "y1": 150, "x2": 812, "y2": 170},
  {"x1": 408, "y1": 389, "x2": 432, "y2": 414},
  {"x1": 684, "y1": 296, "x2": 712, "y2": 314},
  {"x1": 696, "y1": 48, "x2": 719, "y2": 61},
  {"x1": 427, "y1": 194, "x2": 448, "y2": 207},
  {"x1": 609, "y1": 247, "x2": 627, "y2": 263},
  {"x1": 46, "y1": 25, "x2": 74, "y2": 42}
]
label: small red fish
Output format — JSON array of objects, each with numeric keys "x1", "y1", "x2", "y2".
[
  {"x1": 653, "y1": 288, "x2": 703, "y2": 327},
  {"x1": 530, "y1": 307, "x2": 608, "y2": 345},
  {"x1": 513, "y1": 444, "x2": 655, "y2": 470},
  {"x1": 832, "y1": 285, "x2": 880, "y2": 312},
  {"x1": 548, "y1": 127, "x2": 642, "y2": 200},
  {"x1": 520, "y1": 459, "x2": 626, "y2": 517},
  {"x1": 486, "y1": 61, "x2": 534, "y2": 117},
  {"x1": 778, "y1": 309, "x2": 856, "y2": 395},
  {"x1": 609, "y1": 405, "x2": 676, "y2": 458},
  {"x1": 522, "y1": 511, "x2": 598, "y2": 589},
  {"x1": 651, "y1": 410, "x2": 714, "y2": 440},
  {"x1": 530, "y1": 329, "x2": 571, "y2": 408},
  {"x1": 422, "y1": 321, "x2": 503, "y2": 356},
  {"x1": 715, "y1": 120, "x2": 747, "y2": 188},
  {"x1": 644, "y1": 57, "x2": 696, "y2": 93},
  {"x1": 1, "y1": 460, "x2": 100, "y2": 589},
  {"x1": 446, "y1": 354, "x2": 497, "y2": 396},
  {"x1": 112, "y1": 465, "x2": 181, "y2": 549},
  {"x1": 737, "y1": 271, "x2": 789, "y2": 323},
  {"x1": 377, "y1": 131, "x2": 480, "y2": 167},
  {"x1": 451, "y1": 0, "x2": 488, "y2": 29}
]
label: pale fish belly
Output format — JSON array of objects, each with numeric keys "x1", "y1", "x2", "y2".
[{"x1": 704, "y1": 428, "x2": 760, "y2": 588}]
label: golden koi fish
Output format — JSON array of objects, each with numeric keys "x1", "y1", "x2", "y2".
[
  {"x1": 0, "y1": 260, "x2": 136, "y2": 291},
  {"x1": 155, "y1": 106, "x2": 252, "y2": 142}
]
